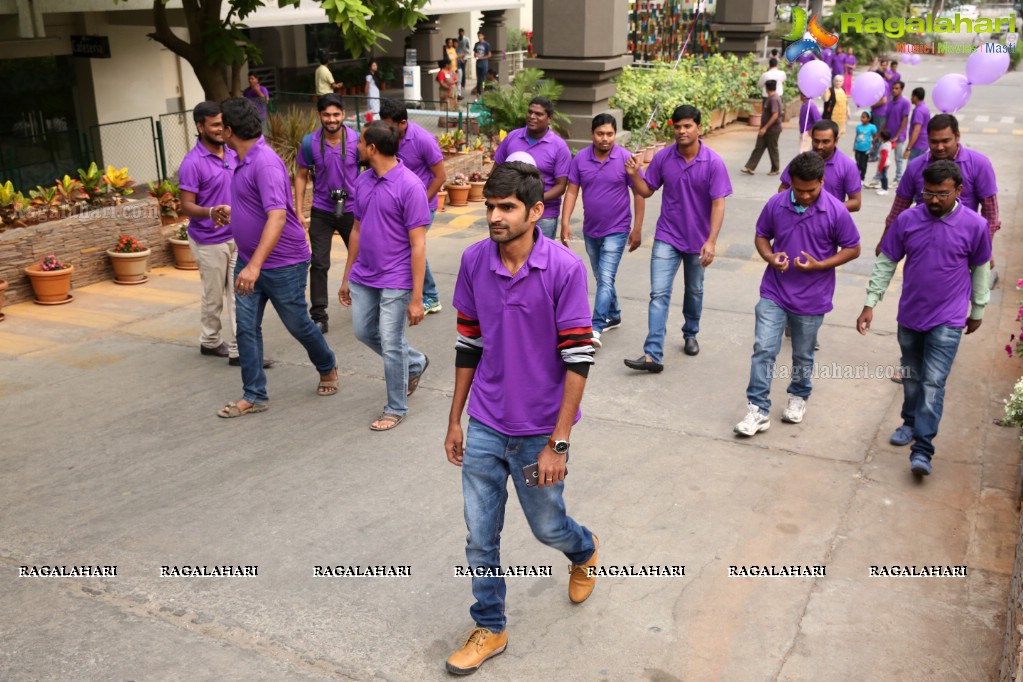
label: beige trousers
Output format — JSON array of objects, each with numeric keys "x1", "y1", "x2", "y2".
[{"x1": 189, "y1": 236, "x2": 238, "y2": 357}]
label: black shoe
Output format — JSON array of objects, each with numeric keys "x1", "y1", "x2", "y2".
[
  {"x1": 623, "y1": 356, "x2": 664, "y2": 373},
  {"x1": 684, "y1": 338, "x2": 700, "y2": 356},
  {"x1": 200, "y1": 342, "x2": 230, "y2": 358},
  {"x1": 316, "y1": 320, "x2": 328, "y2": 334},
  {"x1": 229, "y1": 356, "x2": 274, "y2": 369}
]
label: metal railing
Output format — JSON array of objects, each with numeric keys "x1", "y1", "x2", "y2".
[{"x1": 88, "y1": 117, "x2": 160, "y2": 185}]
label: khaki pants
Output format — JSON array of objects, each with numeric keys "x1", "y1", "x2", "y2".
[{"x1": 189, "y1": 236, "x2": 238, "y2": 357}]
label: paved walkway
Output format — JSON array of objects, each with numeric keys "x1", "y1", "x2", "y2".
[{"x1": 2, "y1": 57, "x2": 1022, "y2": 681}]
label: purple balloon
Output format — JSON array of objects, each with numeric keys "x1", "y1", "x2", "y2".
[
  {"x1": 851, "y1": 71, "x2": 886, "y2": 108},
  {"x1": 900, "y1": 53, "x2": 911, "y2": 64},
  {"x1": 798, "y1": 59, "x2": 832, "y2": 98},
  {"x1": 932, "y1": 73, "x2": 972, "y2": 113},
  {"x1": 797, "y1": 51, "x2": 816, "y2": 65},
  {"x1": 966, "y1": 45, "x2": 1010, "y2": 85},
  {"x1": 909, "y1": 53, "x2": 921, "y2": 65}
]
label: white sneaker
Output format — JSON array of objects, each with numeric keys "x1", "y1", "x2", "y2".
[
  {"x1": 876, "y1": 189, "x2": 889, "y2": 196},
  {"x1": 782, "y1": 395, "x2": 806, "y2": 423},
  {"x1": 734, "y1": 402, "x2": 770, "y2": 436},
  {"x1": 592, "y1": 331, "x2": 602, "y2": 349}
]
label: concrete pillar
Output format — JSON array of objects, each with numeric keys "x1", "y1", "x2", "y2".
[
  {"x1": 712, "y1": 0, "x2": 776, "y2": 55},
  {"x1": 480, "y1": 10, "x2": 508, "y2": 88},
  {"x1": 525, "y1": 0, "x2": 630, "y2": 146},
  {"x1": 408, "y1": 15, "x2": 443, "y2": 104}
]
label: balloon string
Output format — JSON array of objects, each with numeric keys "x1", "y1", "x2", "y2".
[{"x1": 634, "y1": 7, "x2": 705, "y2": 154}]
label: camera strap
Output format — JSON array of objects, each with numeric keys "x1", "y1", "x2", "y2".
[{"x1": 318, "y1": 125, "x2": 348, "y2": 189}]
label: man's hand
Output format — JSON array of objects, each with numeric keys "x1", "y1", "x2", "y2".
[
  {"x1": 560, "y1": 223, "x2": 572, "y2": 246},
  {"x1": 628, "y1": 227, "x2": 642, "y2": 252},
  {"x1": 768, "y1": 251, "x2": 790, "y2": 272},
  {"x1": 758, "y1": 128, "x2": 767, "y2": 137},
  {"x1": 235, "y1": 263, "x2": 260, "y2": 296},
  {"x1": 536, "y1": 446, "x2": 567, "y2": 488},
  {"x1": 902, "y1": 149, "x2": 910, "y2": 160},
  {"x1": 699, "y1": 240, "x2": 716, "y2": 267},
  {"x1": 212, "y1": 205, "x2": 231, "y2": 227},
  {"x1": 966, "y1": 318, "x2": 983, "y2": 334},
  {"x1": 408, "y1": 298, "x2": 425, "y2": 326},
  {"x1": 874, "y1": 241, "x2": 883, "y2": 257},
  {"x1": 856, "y1": 306, "x2": 873, "y2": 335},
  {"x1": 793, "y1": 251, "x2": 821, "y2": 272},
  {"x1": 338, "y1": 281, "x2": 351, "y2": 308},
  {"x1": 445, "y1": 422, "x2": 465, "y2": 466},
  {"x1": 625, "y1": 155, "x2": 642, "y2": 177}
]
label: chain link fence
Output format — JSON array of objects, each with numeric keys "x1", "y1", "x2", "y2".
[
  {"x1": 88, "y1": 117, "x2": 160, "y2": 186},
  {"x1": 158, "y1": 110, "x2": 194, "y2": 182}
]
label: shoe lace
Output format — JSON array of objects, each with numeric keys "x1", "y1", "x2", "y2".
[
  {"x1": 742, "y1": 404, "x2": 761, "y2": 424},
  {"x1": 460, "y1": 627, "x2": 489, "y2": 648},
  {"x1": 787, "y1": 396, "x2": 804, "y2": 409}
]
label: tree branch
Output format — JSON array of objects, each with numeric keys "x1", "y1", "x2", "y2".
[{"x1": 149, "y1": 0, "x2": 200, "y2": 63}]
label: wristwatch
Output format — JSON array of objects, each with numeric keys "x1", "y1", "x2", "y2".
[{"x1": 548, "y1": 438, "x2": 569, "y2": 455}]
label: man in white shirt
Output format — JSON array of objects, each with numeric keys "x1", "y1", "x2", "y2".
[{"x1": 758, "y1": 57, "x2": 787, "y2": 100}]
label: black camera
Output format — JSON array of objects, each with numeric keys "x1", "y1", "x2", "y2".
[{"x1": 330, "y1": 188, "x2": 348, "y2": 217}]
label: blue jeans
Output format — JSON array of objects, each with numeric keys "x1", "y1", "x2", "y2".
[
  {"x1": 349, "y1": 281, "x2": 427, "y2": 416},
  {"x1": 643, "y1": 239, "x2": 704, "y2": 363},
  {"x1": 908, "y1": 147, "x2": 925, "y2": 161},
  {"x1": 745, "y1": 298, "x2": 824, "y2": 414},
  {"x1": 234, "y1": 260, "x2": 335, "y2": 404},
  {"x1": 461, "y1": 418, "x2": 595, "y2": 633},
  {"x1": 875, "y1": 140, "x2": 905, "y2": 182},
  {"x1": 868, "y1": 115, "x2": 887, "y2": 157},
  {"x1": 584, "y1": 232, "x2": 627, "y2": 333},
  {"x1": 897, "y1": 324, "x2": 963, "y2": 461},
  {"x1": 424, "y1": 209, "x2": 439, "y2": 306},
  {"x1": 536, "y1": 217, "x2": 559, "y2": 240}
]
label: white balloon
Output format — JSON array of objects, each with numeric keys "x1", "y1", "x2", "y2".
[{"x1": 504, "y1": 151, "x2": 537, "y2": 166}]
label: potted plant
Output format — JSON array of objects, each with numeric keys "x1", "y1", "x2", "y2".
[
  {"x1": 107, "y1": 234, "x2": 151, "y2": 285},
  {"x1": 148, "y1": 179, "x2": 181, "y2": 226},
  {"x1": 438, "y1": 132, "x2": 457, "y2": 156},
  {"x1": 24, "y1": 254, "x2": 74, "y2": 305},
  {"x1": 451, "y1": 128, "x2": 467, "y2": 152},
  {"x1": 102, "y1": 166, "x2": 136, "y2": 203},
  {"x1": 168, "y1": 223, "x2": 198, "y2": 270},
  {"x1": 467, "y1": 171, "x2": 488, "y2": 202},
  {"x1": 436, "y1": 189, "x2": 447, "y2": 212},
  {"x1": 446, "y1": 173, "x2": 470, "y2": 207}
]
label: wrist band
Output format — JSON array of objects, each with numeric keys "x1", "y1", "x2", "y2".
[{"x1": 208, "y1": 206, "x2": 214, "y2": 219}]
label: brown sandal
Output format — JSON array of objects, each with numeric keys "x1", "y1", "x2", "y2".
[
  {"x1": 370, "y1": 413, "x2": 404, "y2": 431},
  {"x1": 318, "y1": 365, "x2": 339, "y2": 396},
  {"x1": 407, "y1": 356, "x2": 430, "y2": 397},
  {"x1": 217, "y1": 401, "x2": 269, "y2": 418}
]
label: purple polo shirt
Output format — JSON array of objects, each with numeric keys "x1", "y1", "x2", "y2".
[
  {"x1": 643, "y1": 141, "x2": 732, "y2": 253},
  {"x1": 799, "y1": 101, "x2": 821, "y2": 134},
  {"x1": 395, "y1": 120, "x2": 444, "y2": 212},
  {"x1": 567, "y1": 143, "x2": 635, "y2": 238},
  {"x1": 896, "y1": 145, "x2": 998, "y2": 214},
  {"x1": 757, "y1": 190, "x2": 860, "y2": 316},
  {"x1": 843, "y1": 54, "x2": 857, "y2": 75},
  {"x1": 880, "y1": 202, "x2": 991, "y2": 331},
  {"x1": 780, "y1": 148, "x2": 862, "y2": 202},
  {"x1": 494, "y1": 127, "x2": 572, "y2": 220},
  {"x1": 349, "y1": 161, "x2": 431, "y2": 290},
  {"x1": 178, "y1": 141, "x2": 236, "y2": 245},
  {"x1": 885, "y1": 95, "x2": 912, "y2": 142},
  {"x1": 830, "y1": 51, "x2": 845, "y2": 77},
  {"x1": 452, "y1": 227, "x2": 592, "y2": 436},
  {"x1": 230, "y1": 137, "x2": 310, "y2": 268},
  {"x1": 296, "y1": 126, "x2": 360, "y2": 213},
  {"x1": 909, "y1": 102, "x2": 931, "y2": 151},
  {"x1": 243, "y1": 85, "x2": 270, "y2": 119},
  {"x1": 872, "y1": 80, "x2": 890, "y2": 117}
]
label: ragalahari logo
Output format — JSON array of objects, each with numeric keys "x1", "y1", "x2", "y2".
[{"x1": 784, "y1": 8, "x2": 840, "y2": 62}]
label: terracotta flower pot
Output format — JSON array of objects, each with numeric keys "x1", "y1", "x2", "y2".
[
  {"x1": 168, "y1": 238, "x2": 198, "y2": 270},
  {"x1": 0, "y1": 278, "x2": 7, "y2": 320},
  {"x1": 437, "y1": 190, "x2": 447, "y2": 212},
  {"x1": 107, "y1": 248, "x2": 151, "y2": 285},
  {"x1": 468, "y1": 181, "x2": 486, "y2": 202},
  {"x1": 446, "y1": 184, "x2": 470, "y2": 207},
  {"x1": 160, "y1": 214, "x2": 180, "y2": 226},
  {"x1": 748, "y1": 114, "x2": 762, "y2": 127},
  {"x1": 642, "y1": 146, "x2": 656, "y2": 163},
  {"x1": 24, "y1": 264, "x2": 74, "y2": 305}
]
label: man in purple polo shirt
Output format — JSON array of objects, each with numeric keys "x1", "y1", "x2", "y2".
[
  {"x1": 904, "y1": 87, "x2": 930, "y2": 161},
  {"x1": 444, "y1": 161, "x2": 597, "y2": 676},
  {"x1": 623, "y1": 104, "x2": 732, "y2": 370},
  {"x1": 560, "y1": 113, "x2": 645, "y2": 349},
  {"x1": 857, "y1": 160, "x2": 991, "y2": 477},
  {"x1": 178, "y1": 101, "x2": 239, "y2": 364},
  {"x1": 868, "y1": 71, "x2": 890, "y2": 162},
  {"x1": 493, "y1": 95, "x2": 572, "y2": 240},
  {"x1": 878, "y1": 114, "x2": 1000, "y2": 273},
  {"x1": 379, "y1": 98, "x2": 447, "y2": 315},
  {"x1": 216, "y1": 98, "x2": 337, "y2": 418},
  {"x1": 735, "y1": 152, "x2": 860, "y2": 437},
  {"x1": 338, "y1": 121, "x2": 429, "y2": 432},
  {"x1": 778, "y1": 119, "x2": 862, "y2": 212},
  {"x1": 294, "y1": 94, "x2": 359, "y2": 334},
  {"x1": 866, "y1": 80, "x2": 910, "y2": 187},
  {"x1": 797, "y1": 93, "x2": 821, "y2": 153}
]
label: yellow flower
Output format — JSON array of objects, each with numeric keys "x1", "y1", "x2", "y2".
[{"x1": 499, "y1": 129, "x2": 507, "y2": 142}]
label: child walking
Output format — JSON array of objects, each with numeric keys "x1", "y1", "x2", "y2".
[
  {"x1": 853, "y1": 111, "x2": 876, "y2": 181},
  {"x1": 875, "y1": 129, "x2": 892, "y2": 196}
]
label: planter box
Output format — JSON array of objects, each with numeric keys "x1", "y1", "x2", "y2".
[{"x1": 0, "y1": 198, "x2": 176, "y2": 306}]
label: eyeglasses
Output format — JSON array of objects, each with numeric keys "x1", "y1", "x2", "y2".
[{"x1": 921, "y1": 190, "x2": 954, "y2": 199}]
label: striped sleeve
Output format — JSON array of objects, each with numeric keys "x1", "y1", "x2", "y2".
[
  {"x1": 980, "y1": 195, "x2": 1000, "y2": 235},
  {"x1": 455, "y1": 312, "x2": 482, "y2": 368},
  {"x1": 558, "y1": 326, "x2": 595, "y2": 377}
]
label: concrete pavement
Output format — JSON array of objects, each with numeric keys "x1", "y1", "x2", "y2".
[{"x1": 2, "y1": 55, "x2": 1022, "y2": 681}]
